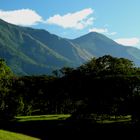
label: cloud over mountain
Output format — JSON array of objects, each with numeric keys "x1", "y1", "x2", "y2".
[
  {"x1": 0, "y1": 9, "x2": 43, "y2": 26},
  {"x1": 46, "y1": 8, "x2": 94, "y2": 29},
  {"x1": 115, "y1": 38, "x2": 140, "y2": 47}
]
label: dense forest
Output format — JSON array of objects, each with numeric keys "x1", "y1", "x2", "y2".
[{"x1": 1, "y1": 55, "x2": 140, "y2": 123}]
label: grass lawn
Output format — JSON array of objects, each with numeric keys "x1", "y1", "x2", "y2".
[
  {"x1": 0, "y1": 114, "x2": 70, "y2": 140},
  {"x1": 0, "y1": 130, "x2": 40, "y2": 140},
  {"x1": 0, "y1": 114, "x2": 135, "y2": 140},
  {"x1": 16, "y1": 114, "x2": 71, "y2": 122},
  {"x1": 97, "y1": 115, "x2": 132, "y2": 123}
]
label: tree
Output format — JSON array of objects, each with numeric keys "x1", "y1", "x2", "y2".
[
  {"x1": 70, "y1": 55, "x2": 137, "y2": 120},
  {"x1": 79, "y1": 55, "x2": 135, "y2": 76},
  {"x1": 0, "y1": 59, "x2": 14, "y2": 119},
  {"x1": 0, "y1": 59, "x2": 13, "y2": 78},
  {"x1": 59, "y1": 67, "x2": 74, "y2": 76}
]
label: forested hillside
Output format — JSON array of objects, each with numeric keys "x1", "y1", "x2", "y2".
[{"x1": 1, "y1": 55, "x2": 140, "y2": 123}]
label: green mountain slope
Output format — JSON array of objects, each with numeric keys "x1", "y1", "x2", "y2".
[
  {"x1": 0, "y1": 19, "x2": 140, "y2": 75},
  {"x1": 72, "y1": 32, "x2": 140, "y2": 66},
  {"x1": 0, "y1": 19, "x2": 79, "y2": 75}
]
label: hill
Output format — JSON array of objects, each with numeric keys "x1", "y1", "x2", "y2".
[{"x1": 0, "y1": 19, "x2": 140, "y2": 75}]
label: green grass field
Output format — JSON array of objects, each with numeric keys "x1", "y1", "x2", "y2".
[
  {"x1": 0, "y1": 114, "x2": 70, "y2": 140},
  {"x1": 97, "y1": 115, "x2": 131, "y2": 123},
  {"x1": 0, "y1": 114, "x2": 133, "y2": 140},
  {"x1": 16, "y1": 114, "x2": 71, "y2": 122},
  {"x1": 0, "y1": 130, "x2": 40, "y2": 140}
]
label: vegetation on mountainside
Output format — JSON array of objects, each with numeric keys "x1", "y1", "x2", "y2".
[
  {"x1": 1, "y1": 19, "x2": 140, "y2": 75},
  {"x1": 1, "y1": 55, "x2": 140, "y2": 139},
  {"x1": 0, "y1": 55, "x2": 140, "y2": 123}
]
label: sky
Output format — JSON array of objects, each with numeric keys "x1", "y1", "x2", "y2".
[{"x1": 0, "y1": 0, "x2": 140, "y2": 48}]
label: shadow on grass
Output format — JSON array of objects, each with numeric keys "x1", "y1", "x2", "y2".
[{"x1": 0, "y1": 119, "x2": 140, "y2": 140}]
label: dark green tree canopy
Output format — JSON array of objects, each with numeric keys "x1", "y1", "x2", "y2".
[
  {"x1": 0, "y1": 58, "x2": 13, "y2": 119},
  {"x1": 0, "y1": 58, "x2": 13, "y2": 79},
  {"x1": 78, "y1": 55, "x2": 135, "y2": 76}
]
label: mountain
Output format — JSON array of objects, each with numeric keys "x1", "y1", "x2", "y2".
[
  {"x1": 0, "y1": 19, "x2": 82, "y2": 75},
  {"x1": 72, "y1": 32, "x2": 140, "y2": 63},
  {"x1": 0, "y1": 19, "x2": 140, "y2": 75}
]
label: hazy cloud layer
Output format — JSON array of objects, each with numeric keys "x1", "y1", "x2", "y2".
[
  {"x1": 115, "y1": 38, "x2": 140, "y2": 47},
  {"x1": 0, "y1": 9, "x2": 43, "y2": 26},
  {"x1": 46, "y1": 8, "x2": 94, "y2": 29}
]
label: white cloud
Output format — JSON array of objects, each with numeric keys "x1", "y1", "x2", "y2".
[
  {"x1": 0, "y1": 9, "x2": 43, "y2": 26},
  {"x1": 46, "y1": 8, "x2": 94, "y2": 30},
  {"x1": 89, "y1": 27, "x2": 117, "y2": 36},
  {"x1": 115, "y1": 38, "x2": 140, "y2": 46}
]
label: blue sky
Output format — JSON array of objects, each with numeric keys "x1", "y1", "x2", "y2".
[{"x1": 0, "y1": 0, "x2": 140, "y2": 47}]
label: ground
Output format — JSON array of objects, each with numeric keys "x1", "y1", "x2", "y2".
[{"x1": 0, "y1": 114, "x2": 139, "y2": 140}]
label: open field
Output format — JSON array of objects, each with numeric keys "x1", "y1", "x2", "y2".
[
  {"x1": 0, "y1": 114, "x2": 139, "y2": 140},
  {"x1": 16, "y1": 114, "x2": 70, "y2": 122},
  {"x1": 96, "y1": 115, "x2": 131, "y2": 123},
  {"x1": 0, "y1": 114, "x2": 71, "y2": 140},
  {"x1": 0, "y1": 130, "x2": 40, "y2": 140}
]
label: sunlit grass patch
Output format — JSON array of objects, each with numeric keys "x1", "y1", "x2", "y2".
[
  {"x1": 0, "y1": 130, "x2": 40, "y2": 140},
  {"x1": 96, "y1": 115, "x2": 132, "y2": 124},
  {"x1": 16, "y1": 114, "x2": 71, "y2": 122}
]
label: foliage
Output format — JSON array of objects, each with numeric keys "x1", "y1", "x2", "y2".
[
  {"x1": 1, "y1": 55, "x2": 140, "y2": 122},
  {"x1": 0, "y1": 59, "x2": 14, "y2": 119},
  {"x1": 79, "y1": 55, "x2": 135, "y2": 76}
]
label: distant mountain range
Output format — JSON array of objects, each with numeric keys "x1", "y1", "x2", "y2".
[{"x1": 0, "y1": 19, "x2": 140, "y2": 75}]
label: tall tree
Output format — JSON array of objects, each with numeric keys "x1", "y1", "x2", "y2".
[{"x1": 0, "y1": 59, "x2": 13, "y2": 119}]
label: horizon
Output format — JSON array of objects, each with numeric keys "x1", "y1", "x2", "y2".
[{"x1": 0, "y1": 0, "x2": 140, "y2": 48}]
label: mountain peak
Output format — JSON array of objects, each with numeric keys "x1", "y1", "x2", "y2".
[
  {"x1": 73, "y1": 31, "x2": 117, "y2": 46},
  {"x1": 83, "y1": 31, "x2": 112, "y2": 39},
  {"x1": 87, "y1": 31, "x2": 101, "y2": 35}
]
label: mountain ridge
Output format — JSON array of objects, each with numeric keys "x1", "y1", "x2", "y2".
[{"x1": 0, "y1": 19, "x2": 140, "y2": 75}]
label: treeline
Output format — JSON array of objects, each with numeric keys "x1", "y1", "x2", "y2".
[{"x1": 1, "y1": 55, "x2": 140, "y2": 121}]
